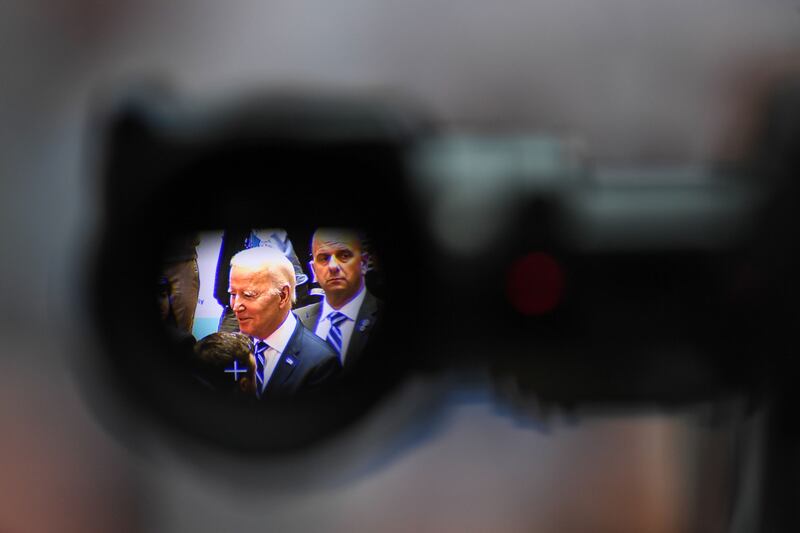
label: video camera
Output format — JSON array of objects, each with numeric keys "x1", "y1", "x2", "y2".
[{"x1": 87, "y1": 81, "x2": 800, "y2": 452}]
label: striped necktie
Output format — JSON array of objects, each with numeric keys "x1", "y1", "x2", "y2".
[
  {"x1": 254, "y1": 340, "x2": 269, "y2": 398},
  {"x1": 326, "y1": 311, "x2": 349, "y2": 362}
]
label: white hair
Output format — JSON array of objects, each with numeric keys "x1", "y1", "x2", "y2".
[{"x1": 230, "y1": 246, "x2": 297, "y2": 303}]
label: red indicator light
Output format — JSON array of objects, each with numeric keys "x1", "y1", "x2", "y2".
[{"x1": 506, "y1": 252, "x2": 564, "y2": 315}]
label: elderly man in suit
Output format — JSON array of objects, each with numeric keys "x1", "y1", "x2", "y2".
[
  {"x1": 295, "y1": 228, "x2": 382, "y2": 368},
  {"x1": 228, "y1": 246, "x2": 339, "y2": 397}
]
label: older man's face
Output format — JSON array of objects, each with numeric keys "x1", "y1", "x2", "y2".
[
  {"x1": 311, "y1": 232, "x2": 366, "y2": 308},
  {"x1": 228, "y1": 265, "x2": 285, "y2": 339}
]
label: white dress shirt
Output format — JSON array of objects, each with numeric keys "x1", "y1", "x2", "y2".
[
  {"x1": 314, "y1": 286, "x2": 366, "y2": 365},
  {"x1": 253, "y1": 312, "x2": 297, "y2": 387}
]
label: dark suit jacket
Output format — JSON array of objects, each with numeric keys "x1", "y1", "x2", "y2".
[
  {"x1": 262, "y1": 318, "x2": 340, "y2": 397},
  {"x1": 294, "y1": 291, "x2": 382, "y2": 368}
]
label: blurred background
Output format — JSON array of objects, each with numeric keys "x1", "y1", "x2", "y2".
[{"x1": 2, "y1": 0, "x2": 799, "y2": 531}]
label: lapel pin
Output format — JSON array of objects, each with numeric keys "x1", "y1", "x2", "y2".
[
  {"x1": 358, "y1": 319, "x2": 370, "y2": 332},
  {"x1": 285, "y1": 356, "x2": 295, "y2": 366}
]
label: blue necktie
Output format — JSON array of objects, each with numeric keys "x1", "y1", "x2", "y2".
[
  {"x1": 254, "y1": 340, "x2": 269, "y2": 397},
  {"x1": 326, "y1": 311, "x2": 349, "y2": 362}
]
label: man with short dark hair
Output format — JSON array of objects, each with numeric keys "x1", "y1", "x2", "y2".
[
  {"x1": 229, "y1": 246, "x2": 339, "y2": 397},
  {"x1": 294, "y1": 228, "x2": 382, "y2": 369},
  {"x1": 192, "y1": 332, "x2": 255, "y2": 395}
]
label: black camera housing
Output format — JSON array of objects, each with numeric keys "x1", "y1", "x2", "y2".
[
  {"x1": 89, "y1": 82, "x2": 800, "y2": 452},
  {"x1": 91, "y1": 90, "x2": 437, "y2": 452}
]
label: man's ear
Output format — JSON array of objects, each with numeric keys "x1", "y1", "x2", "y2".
[
  {"x1": 279, "y1": 285, "x2": 291, "y2": 307},
  {"x1": 308, "y1": 259, "x2": 318, "y2": 283},
  {"x1": 360, "y1": 253, "x2": 369, "y2": 275}
]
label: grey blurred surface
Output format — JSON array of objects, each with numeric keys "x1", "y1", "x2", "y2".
[{"x1": 1, "y1": 0, "x2": 796, "y2": 531}]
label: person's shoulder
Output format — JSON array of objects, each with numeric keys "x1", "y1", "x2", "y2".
[
  {"x1": 297, "y1": 322, "x2": 338, "y2": 362},
  {"x1": 294, "y1": 301, "x2": 322, "y2": 321},
  {"x1": 360, "y1": 290, "x2": 384, "y2": 317},
  {"x1": 291, "y1": 321, "x2": 339, "y2": 364},
  {"x1": 365, "y1": 290, "x2": 383, "y2": 305},
  {"x1": 294, "y1": 301, "x2": 321, "y2": 314},
  {"x1": 292, "y1": 323, "x2": 341, "y2": 387}
]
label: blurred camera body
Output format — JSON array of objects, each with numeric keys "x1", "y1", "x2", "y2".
[{"x1": 90, "y1": 84, "x2": 800, "y2": 450}]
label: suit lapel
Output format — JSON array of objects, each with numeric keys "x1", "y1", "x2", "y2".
[{"x1": 265, "y1": 319, "x2": 304, "y2": 394}]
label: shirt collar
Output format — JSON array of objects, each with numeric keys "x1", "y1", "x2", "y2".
[
  {"x1": 322, "y1": 285, "x2": 366, "y2": 322},
  {"x1": 254, "y1": 311, "x2": 297, "y2": 353}
]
